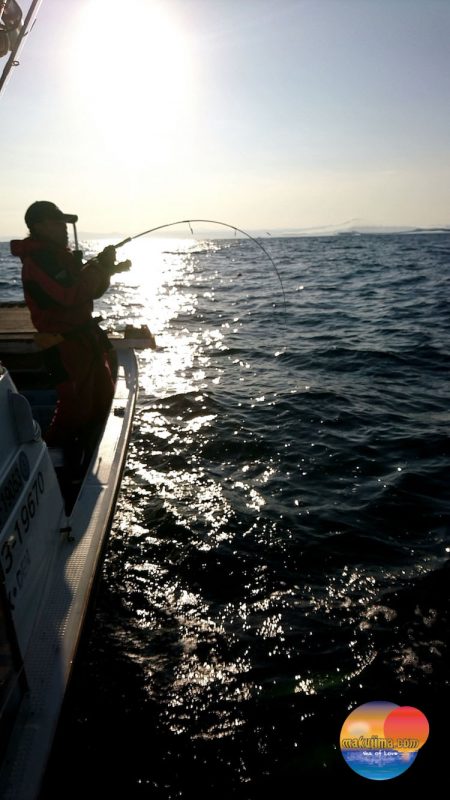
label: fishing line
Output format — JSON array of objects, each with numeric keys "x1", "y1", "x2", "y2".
[{"x1": 113, "y1": 219, "x2": 287, "y2": 323}]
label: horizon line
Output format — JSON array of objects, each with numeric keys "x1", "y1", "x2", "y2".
[{"x1": 1, "y1": 222, "x2": 449, "y2": 242}]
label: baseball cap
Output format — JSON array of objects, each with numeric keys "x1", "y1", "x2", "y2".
[{"x1": 25, "y1": 201, "x2": 78, "y2": 229}]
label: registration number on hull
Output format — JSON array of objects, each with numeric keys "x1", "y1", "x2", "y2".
[
  {"x1": 0, "y1": 469, "x2": 46, "y2": 609},
  {"x1": 0, "y1": 451, "x2": 30, "y2": 529}
]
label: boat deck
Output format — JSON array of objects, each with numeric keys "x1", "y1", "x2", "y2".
[{"x1": 0, "y1": 304, "x2": 35, "y2": 335}]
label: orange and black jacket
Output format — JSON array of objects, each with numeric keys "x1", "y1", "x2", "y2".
[{"x1": 10, "y1": 237, "x2": 110, "y2": 334}]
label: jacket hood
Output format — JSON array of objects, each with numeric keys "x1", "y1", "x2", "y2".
[
  {"x1": 10, "y1": 237, "x2": 66, "y2": 258},
  {"x1": 10, "y1": 237, "x2": 42, "y2": 258}
]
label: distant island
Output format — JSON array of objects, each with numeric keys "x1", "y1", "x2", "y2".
[{"x1": 255, "y1": 221, "x2": 450, "y2": 237}]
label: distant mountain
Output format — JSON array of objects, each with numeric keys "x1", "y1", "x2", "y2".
[
  {"x1": 251, "y1": 221, "x2": 450, "y2": 237},
  {"x1": 78, "y1": 232, "x2": 126, "y2": 241}
]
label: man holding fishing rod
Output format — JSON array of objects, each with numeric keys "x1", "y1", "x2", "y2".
[{"x1": 10, "y1": 200, "x2": 131, "y2": 451}]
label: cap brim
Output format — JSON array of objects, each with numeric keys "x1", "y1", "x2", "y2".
[{"x1": 62, "y1": 213, "x2": 78, "y2": 223}]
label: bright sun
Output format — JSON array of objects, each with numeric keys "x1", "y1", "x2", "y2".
[{"x1": 68, "y1": 0, "x2": 195, "y2": 165}]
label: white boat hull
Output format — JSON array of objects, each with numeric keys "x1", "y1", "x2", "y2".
[{"x1": 0, "y1": 344, "x2": 138, "y2": 799}]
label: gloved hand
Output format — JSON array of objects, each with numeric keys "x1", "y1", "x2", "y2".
[
  {"x1": 97, "y1": 245, "x2": 117, "y2": 271},
  {"x1": 97, "y1": 246, "x2": 132, "y2": 274}
]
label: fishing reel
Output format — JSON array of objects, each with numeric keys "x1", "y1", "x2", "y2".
[
  {"x1": 71, "y1": 219, "x2": 131, "y2": 275},
  {"x1": 109, "y1": 258, "x2": 132, "y2": 275}
]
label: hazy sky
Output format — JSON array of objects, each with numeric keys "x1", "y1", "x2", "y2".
[{"x1": 1, "y1": 0, "x2": 449, "y2": 236}]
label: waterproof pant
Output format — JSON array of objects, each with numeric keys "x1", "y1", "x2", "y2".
[{"x1": 44, "y1": 330, "x2": 115, "y2": 447}]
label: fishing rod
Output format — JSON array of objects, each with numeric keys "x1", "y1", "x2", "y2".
[{"x1": 112, "y1": 219, "x2": 287, "y2": 320}]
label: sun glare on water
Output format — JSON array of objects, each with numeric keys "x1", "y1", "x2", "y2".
[
  {"x1": 97, "y1": 236, "x2": 223, "y2": 399},
  {"x1": 68, "y1": 0, "x2": 195, "y2": 165}
]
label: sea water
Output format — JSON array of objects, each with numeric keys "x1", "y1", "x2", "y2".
[{"x1": 1, "y1": 232, "x2": 449, "y2": 793}]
